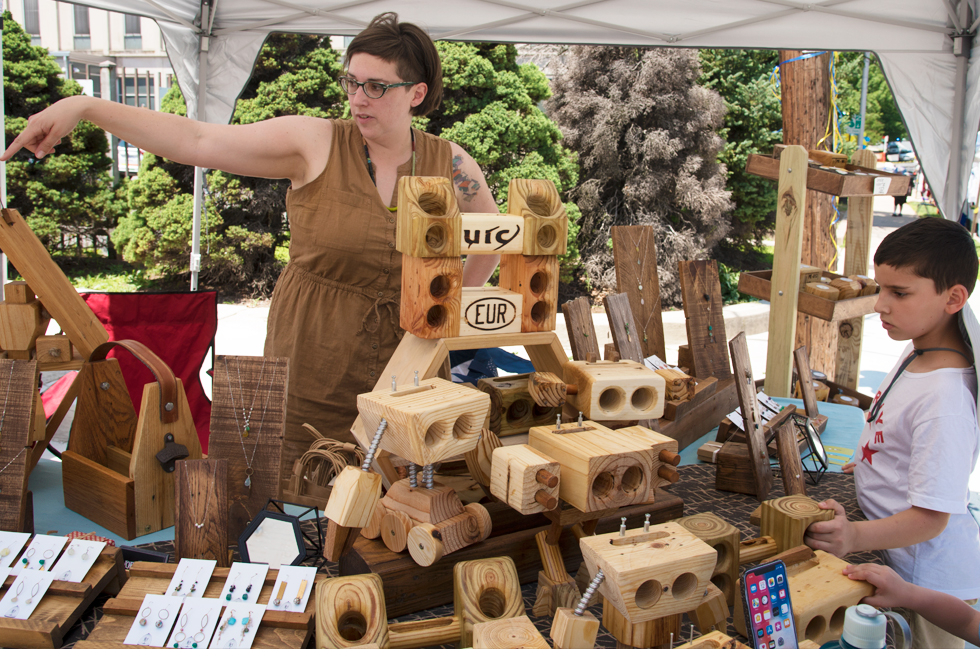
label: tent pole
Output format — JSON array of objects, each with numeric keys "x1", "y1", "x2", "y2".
[
  {"x1": 948, "y1": 0, "x2": 972, "y2": 221},
  {"x1": 190, "y1": 3, "x2": 211, "y2": 292}
]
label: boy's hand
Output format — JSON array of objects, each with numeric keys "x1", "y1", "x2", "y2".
[
  {"x1": 841, "y1": 461, "x2": 855, "y2": 474},
  {"x1": 804, "y1": 499, "x2": 856, "y2": 557},
  {"x1": 842, "y1": 563, "x2": 908, "y2": 609}
]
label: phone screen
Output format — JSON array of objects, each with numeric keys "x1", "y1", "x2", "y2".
[{"x1": 742, "y1": 560, "x2": 799, "y2": 649}]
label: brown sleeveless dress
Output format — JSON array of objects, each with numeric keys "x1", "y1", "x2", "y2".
[{"x1": 265, "y1": 119, "x2": 453, "y2": 476}]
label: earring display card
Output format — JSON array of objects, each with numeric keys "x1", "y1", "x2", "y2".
[
  {"x1": 12, "y1": 534, "x2": 68, "y2": 575},
  {"x1": 265, "y1": 565, "x2": 316, "y2": 612},
  {"x1": 166, "y1": 558, "x2": 218, "y2": 598},
  {"x1": 166, "y1": 597, "x2": 223, "y2": 649},
  {"x1": 49, "y1": 539, "x2": 107, "y2": 582},
  {"x1": 209, "y1": 603, "x2": 266, "y2": 649},
  {"x1": 124, "y1": 594, "x2": 183, "y2": 646},
  {"x1": 219, "y1": 562, "x2": 270, "y2": 604},
  {"x1": 0, "y1": 571, "x2": 54, "y2": 619},
  {"x1": 0, "y1": 531, "x2": 30, "y2": 568}
]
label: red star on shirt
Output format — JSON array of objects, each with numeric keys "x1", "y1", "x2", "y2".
[{"x1": 861, "y1": 441, "x2": 879, "y2": 465}]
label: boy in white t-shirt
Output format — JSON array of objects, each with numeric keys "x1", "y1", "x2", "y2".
[{"x1": 804, "y1": 217, "x2": 980, "y2": 649}]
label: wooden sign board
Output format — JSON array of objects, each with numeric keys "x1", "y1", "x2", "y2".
[
  {"x1": 460, "y1": 287, "x2": 523, "y2": 336},
  {"x1": 462, "y1": 213, "x2": 525, "y2": 254}
]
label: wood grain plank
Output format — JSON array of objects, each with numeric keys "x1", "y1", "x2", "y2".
[
  {"x1": 729, "y1": 332, "x2": 772, "y2": 500},
  {"x1": 175, "y1": 458, "x2": 229, "y2": 566},
  {"x1": 0, "y1": 360, "x2": 38, "y2": 533},
  {"x1": 611, "y1": 225, "x2": 665, "y2": 360},
  {"x1": 678, "y1": 260, "x2": 730, "y2": 380},
  {"x1": 560, "y1": 297, "x2": 599, "y2": 362}
]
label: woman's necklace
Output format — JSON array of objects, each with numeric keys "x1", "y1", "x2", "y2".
[
  {"x1": 186, "y1": 461, "x2": 216, "y2": 529},
  {"x1": 225, "y1": 359, "x2": 280, "y2": 488},
  {"x1": 364, "y1": 130, "x2": 416, "y2": 212}
]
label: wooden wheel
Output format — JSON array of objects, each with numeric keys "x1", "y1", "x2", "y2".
[
  {"x1": 381, "y1": 510, "x2": 413, "y2": 553},
  {"x1": 465, "y1": 503, "x2": 493, "y2": 542},
  {"x1": 360, "y1": 501, "x2": 387, "y2": 539},
  {"x1": 408, "y1": 523, "x2": 444, "y2": 566}
]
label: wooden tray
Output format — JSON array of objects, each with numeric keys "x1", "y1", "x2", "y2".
[
  {"x1": 745, "y1": 153, "x2": 910, "y2": 197},
  {"x1": 340, "y1": 490, "x2": 684, "y2": 617},
  {"x1": 738, "y1": 270, "x2": 878, "y2": 322},
  {"x1": 0, "y1": 546, "x2": 126, "y2": 649},
  {"x1": 75, "y1": 562, "x2": 322, "y2": 649}
]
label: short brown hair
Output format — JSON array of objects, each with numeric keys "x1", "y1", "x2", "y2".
[
  {"x1": 874, "y1": 217, "x2": 978, "y2": 295},
  {"x1": 344, "y1": 13, "x2": 443, "y2": 117}
]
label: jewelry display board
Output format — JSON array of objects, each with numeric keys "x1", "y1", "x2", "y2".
[
  {"x1": 560, "y1": 296, "x2": 600, "y2": 362},
  {"x1": 208, "y1": 356, "x2": 288, "y2": 545},
  {"x1": 611, "y1": 225, "x2": 665, "y2": 360},
  {"x1": 729, "y1": 332, "x2": 773, "y2": 500},
  {"x1": 678, "y1": 260, "x2": 731, "y2": 381},
  {"x1": 175, "y1": 459, "x2": 229, "y2": 566},
  {"x1": 0, "y1": 359, "x2": 39, "y2": 533},
  {"x1": 0, "y1": 545, "x2": 126, "y2": 648},
  {"x1": 75, "y1": 562, "x2": 320, "y2": 649}
]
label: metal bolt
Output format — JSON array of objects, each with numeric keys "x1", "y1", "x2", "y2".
[
  {"x1": 391, "y1": 375, "x2": 397, "y2": 391},
  {"x1": 165, "y1": 402, "x2": 174, "y2": 412},
  {"x1": 644, "y1": 513, "x2": 651, "y2": 532},
  {"x1": 574, "y1": 570, "x2": 605, "y2": 616},
  {"x1": 422, "y1": 464, "x2": 434, "y2": 489},
  {"x1": 556, "y1": 414, "x2": 562, "y2": 431},
  {"x1": 778, "y1": 290, "x2": 784, "y2": 296},
  {"x1": 414, "y1": 370, "x2": 419, "y2": 386},
  {"x1": 409, "y1": 464, "x2": 418, "y2": 488},
  {"x1": 619, "y1": 517, "x2": 627, "y2": 536},
  {"x1": 100, "y1": 381, "x2": 110, "y2": 391},
  {"x1": 788, "y1": 167, "x2": 793, "y2": 173},
  {"x1": 362, "y1": 418, "x2": 387, "y2": 470},
  {"x1": 578, "y1": 411, "x2": 583, "y2": 426}
]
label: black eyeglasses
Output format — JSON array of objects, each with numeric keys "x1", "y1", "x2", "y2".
[{"x1": 339, "y1": 76, "x2": 418, "y2": 99}]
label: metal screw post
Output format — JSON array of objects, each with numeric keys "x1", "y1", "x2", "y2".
[
  {"x1": 362, "y1": 418, "x2": 387, "y2": 471},
  {"x1": 644, "y1": 513, "x2": 651, "y2": 532},
  {"x1": 414, "y1": 370, "x2": 419, "y2": 386},
  {"x1": 619, "y1": 517, "x2": 627, "y2": 536},
  {"x1": 391, "y1": 375, "x2": 397, "y2": 391},
  {"x1": 409, "y1": 463, "x2": 418, "y2": 488},
  {"x1": 555, "y1": 414, "x2": 562, "y2": 431},
  {"x1": 574, "y1": 570, "x2": 605, "y2": 616},
  {"x1": 422, "y1": 464, "x2": 434, "y2": 489},
  {"x1": 578, "y1": 411, "x2": 583, "y2": 426}
]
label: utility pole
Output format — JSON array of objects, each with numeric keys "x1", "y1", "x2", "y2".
[{"x1": 779, "y1": 50, "x2": 837, "y2": 377}]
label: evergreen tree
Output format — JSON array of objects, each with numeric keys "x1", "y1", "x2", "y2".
[
  {"x1": 835, "y1": 52, "x2": 907, "y2": 146},
  {"x1": 548, "y1": 46, "x2": 732, "y2": 306},
  {"x1": 3, "y1": 11, "x2": 124, "y2": 254}
]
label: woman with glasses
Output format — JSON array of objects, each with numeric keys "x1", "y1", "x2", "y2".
[{"x1": 1, "y1": 13, "x2": 500, "y2": 474}]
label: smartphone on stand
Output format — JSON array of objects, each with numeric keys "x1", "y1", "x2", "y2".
[{"x1": 740, "y1": 559, "x2": 800, "y2": 649}]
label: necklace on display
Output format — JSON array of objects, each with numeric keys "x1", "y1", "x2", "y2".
[
  {"x1": 186, "y1": 461, "x2": 216, "y2": 529},
  {"x1": 695, "y1": 265, "x2": 715, "y2": 344},
  {"x1": 0, "y1": 445, "x2": 31, "y2": 495},
  {"x1": 230, "y1": 357, "x2": 266, "y2": 438},
  {"x1": 225, "y1": 358, "x2": 280, "y2": 488},
  {"x1": 624, "y1": 227, "x2": 650, "y2": 298}
]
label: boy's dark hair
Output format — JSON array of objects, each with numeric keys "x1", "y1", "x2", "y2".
[
  {"x1": 874, "y1": 217, "x2": 978, "y2": 295},
  {"x1": 344, "y1": 13, "x2": 443, "y2": 117}
]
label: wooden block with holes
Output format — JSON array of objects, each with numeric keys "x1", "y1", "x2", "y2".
[
  {"x1": 490, "y1": 444, "x2": 560, "y2": 514},
  {"x1": 400, "y1": 254, "x2": 463, "y2": 339},
  {"x1": 396, "y1": 175, "x2": 461, "y2": 258},
  {"x1": 473, "y1": 615, "x2": 550, "y2": 649},
  {"x1": 760, "y1": 495, "x2": 834, "y2": 553},
  {"x1": 733, "y1": 550, "x2": 873, "y2": 646},
  {"x1": 323, "y1": 466, "x2": 383, "y2": 529},
  {"x1": 689, "y1": 581, "x2": 729, "y2": 633},
  {"x1": 478, "y1": 374, "x2": 559, "y2": 438},
  {"x1": 35, "y1": 334, "x2": 72, "y2": 363},
  {"x1": 357, "y1": 377, "x2": 489, "y2": 466},
  {"x1": 454, "y1": 556, "x2": 524, "y2": 647},
  {"x1": 580, "y1": 521, "x2": 717, "y2": 623},
  {"x1": 499, "y1": 254, "x2": 558, "y2": 332},
  {"x1": 529, "y1": 423, "x2": 676, "y2": 512},
  {"x1": 317, "y1": 573, "x2": 390, "y2": 649},
  {"x1": 563, "y1": 359, "x2": 666, "y2": 421},
  {"x1": 507, "y1": 178, "x2": 567, "y2": 257},
  {"x1": 460, "y1": 287, "x2": 523, "y2": 336},
  {"x1": 551, "y1": 607, "x2": 599, "y2": 649},
  {"x1": 676, "y1": 512, "x2": 740, "y2": 606}
]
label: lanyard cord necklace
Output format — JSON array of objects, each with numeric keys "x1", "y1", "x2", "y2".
[
  {"x1": 866, "y1": 346, "x2": 973, "y2": 423},
  {"x1": 364, "y1": 130, "x2": 416, "y2": 212}
]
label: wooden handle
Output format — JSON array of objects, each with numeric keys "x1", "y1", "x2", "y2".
[
  {"x1": 88, "y1": 339, "x2": 178, "y2": 424},
  {"x1": 657, "y1": 465, "x2": 680, "y2": 484},
  {"x1": 658, "y1": 449, "x2": 681, "y2": 466},
  {"x1": 565, "y1": 384, "x2": 578, "y2": 395},
  {"x1": 536, "y1": 469, "x2": 559, "y2": 488}
]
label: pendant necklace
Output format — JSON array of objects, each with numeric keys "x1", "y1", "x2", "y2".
[
  {"x1": 364, "y1": 129, "x2": 417, "y2": 212},
  {"x1": 185, "y1": 461, "x2": 216, "y2": 529},
  {"x1": 625, "y1": 227, "x2": 658, "y2": 344},
  {"x1": 695, "y1": 265, "x2": 715, "y2": 344},
  {"x1": 229, "y1": 357, "x2": 266, "y2": 438},
  {"x1": 225, "y1": 358, "x2": 280, "y2": 488}
]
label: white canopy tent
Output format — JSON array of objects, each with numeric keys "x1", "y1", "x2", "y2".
[{"x1": 20, "y1": 1, "x2": 980, "y2": 288}]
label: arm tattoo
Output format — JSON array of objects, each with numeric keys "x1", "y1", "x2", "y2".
[{"x1": 452, "y1": 155, "x2": 481, "y2": 203}]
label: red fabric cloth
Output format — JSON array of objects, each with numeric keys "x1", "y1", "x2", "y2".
[
  {"x1": 80, "y1": 291, "x2": 217, "y2": 452},
  {"x1": 41, "y1": 370, "x2": 77, "y2": 419}
]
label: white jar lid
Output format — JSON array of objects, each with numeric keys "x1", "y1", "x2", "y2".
[{"x1": 841, "y1": 604, "x2": 887, "y2": 649}]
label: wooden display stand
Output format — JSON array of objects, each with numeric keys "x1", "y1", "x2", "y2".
[
  {"x1": 721, "y1": 332, "x2": 773, "y2": 500},
  {"x1": 341, "y1": 492, "x2": 684, "y2": 618},
  {"x1": 75, "y1": 561, "x2": 320, "y2": 649},
  {"x1": 208, "y1": 355, "x2": 288, "y2": 545},
  {"x1": 733, "y1": 547, "x2": 874, "y2": 646},
  {"x1": 174, "y1": 458, "x2": 229, "y2": 566},
  {"x1": 0, "y1": 359, "x2": 39, "y2": 533},
  {"x1": 0, "y1": 545, "x2": 127, "y2": 649},
  {"x1": 61, "y1": 340, "x2": 203, "y2": 539}
]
